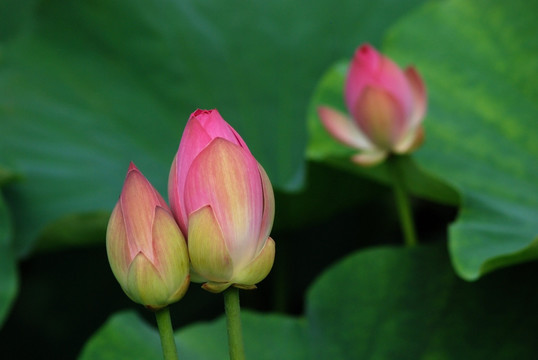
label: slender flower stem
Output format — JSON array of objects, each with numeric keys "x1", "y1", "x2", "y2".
[
  {"x1": 387, "y1": 156, "x2": 418, "y2": 247},
  {"x1": 155, "y1": 307, "x2": 179, "y2": 360},
  {"x1": 224, "y1": 287, "x2": 246, "y2": 360}
]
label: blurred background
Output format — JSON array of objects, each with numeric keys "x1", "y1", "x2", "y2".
[{"x1": 0, "y1": 0, "x2": 536, "y2": 359}]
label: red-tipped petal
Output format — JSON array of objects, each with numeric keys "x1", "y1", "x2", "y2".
[
  {"x1": 169, "y1": 109, "x2": 251, "y2": 233},
  {"x1": 345, "y1": 44, "x2": 381, "y2": 114},
  {"x1": 346, "y1": 44, "x2": 414, "y2": 125},
  {"x1": 191, "y1": 109, "x2": 250, "y2": 151}
]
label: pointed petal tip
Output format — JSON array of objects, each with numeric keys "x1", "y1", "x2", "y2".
[
  {"x1": 127, "y1": 162, "x2": 138, "y2": 172},
  {"x1": 352, "y1": 43, "x2": 381, "y2": 68},
  {"x1": 356, "y1": 43, "x2": 375, "y2": 56}
]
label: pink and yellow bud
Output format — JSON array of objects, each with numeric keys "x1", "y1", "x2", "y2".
[
  {"x1": 106, "y1": 163, "x2": 190, "y2": 309},
  {"x1": 318, "y1": 43, "x2": 427, "y2": 166},
  {"x1": 169, "y1": 109, "x2": 275, "y2": 293}
]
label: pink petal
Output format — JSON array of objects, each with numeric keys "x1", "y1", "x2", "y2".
[
  {"x1": 184, "y1": 138, "x2": 263, "y2": 267},
  {"x1": 169, "y1": 109, "x2": 250, "y2": 233},
  {"x1": 345, "y1": 44, "x2": 381, "y2": 113},
  {"x1": 192, "y1": 109, "x2": 250, "y2": 151},
  {"x1": 353, "y1": 86, "x2": 407, "y2": 150},
  {"x1": 317, "y1": 106, "x2": 374, "y2": 150},
  {"x1": 404, "y1": 67, "x2": 427, "y2": 129},
  {"x1": 169, "y1": 117, "x2": 213, "y2": 234},
  {"x1": 256, "y1": 163, "x2": 275, "y2": 254},
  {"x1": 346, "y1": 44, "x2": 414, "y2": 125},
  {"x1": 120, "y1": 163, "x2": 166, "y2": 262}
]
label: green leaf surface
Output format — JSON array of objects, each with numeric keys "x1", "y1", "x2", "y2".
[
  {"x1": 306, "y1": 244, "x2": 538, "y2": 359},
  {"x1": 385, "y1": 0, "x2": 538, "y2": 279},
  {"x1": 81, "y1": 244, "x2": 538, "y2": 359},
  {"x1": 307, "y1": 0, "x2": 538, "y2": 279},
  {"x1": 79, "y1": 310, "x2": 307, "y2": 360},
  {"x1": 0, "y1": 191, "x2": 18, "y2": 328},
  {"x1": 0, "y1": 0, "x2": 426, "y2": 256},
  {"x1": 177, "y1": 312, "x2": 307, "y2": 360},
  {"x1": 77, "y1": 311, "x2": 161, "y2": 360}
]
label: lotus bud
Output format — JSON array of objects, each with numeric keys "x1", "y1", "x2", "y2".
[
  {"x1": 169, "y1": 109, "x2": 275, "y2": 293},
  {"x1": 107, "y1": 162, "x2": 190, "y2": 309},
  {"x1": 318, "y1": 43, "x2": 427, "y2": 165}
]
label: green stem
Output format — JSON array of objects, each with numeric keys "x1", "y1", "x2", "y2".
[
  {"x1": 155, "y1": 307, "x2": 179, "y2": 360},
  {"x1": 224, "y1": 287, "x2": 246, "y2": 360},
  {"x1": 387, "y1": 156, "x2": 418, "y2": 247}
]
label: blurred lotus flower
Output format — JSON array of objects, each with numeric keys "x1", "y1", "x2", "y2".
[
  {"x1": 107, "y1": 163, "x2": 190, "y2": 309},
  {"x1": 318, "y1": 43, "x2": 427, "y2": 165},
  {"x1": 169, "y1": 109, "x2": 275, "y2": 293}
]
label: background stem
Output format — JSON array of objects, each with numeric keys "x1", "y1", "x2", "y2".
[
  {"x1": 387, "y1": 156, "x2": 418, "y2": 247},
  {"x1": 155, "y1": 307, "x2": 179, "y2": 360},
  {"x1": 224, "y1": 287, "x2": 246, "y2": 360}
]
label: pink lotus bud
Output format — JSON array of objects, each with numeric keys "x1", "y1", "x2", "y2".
[
  {"x1": 318, "y1": 43, "x2": 426, "y2": 166},
  {"x1": 107, "y1": 163, "x2": 190, "y2": 309},
  {"x1": 168, "y1": 109, "x2": 275, "y2": 293}
]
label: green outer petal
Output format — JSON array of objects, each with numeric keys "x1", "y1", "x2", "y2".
[
  {"x1": 351, "y1": 150, "x2": 388, "y2": 166},
  {"x1": 126, "y1": 252, "x2": 169, "y2": 309},
  {"x1": 232, "y1": 237, "x2": 275, "y2": 286},
  {"x1": 106, "y1": 202, "x2": 131, "y2": 286},
  {"x1": 202, "y1": 282, "x2": 233, "y2": 294},
  {"x1": 168, "y1": 274, "x2": 191, "y2": 303},
  {"x1": 188, "y1": 265, "x2": 207, "y2": 283},
  {"x1": 188, "y1": 205, "x2": 233, "y2": 283},
  {"x1": 151, "y1": 206, "x2": 189, "y2": 301},
  {"x1": 257, "y1": 163, "x2": 275, "y2": 253}
]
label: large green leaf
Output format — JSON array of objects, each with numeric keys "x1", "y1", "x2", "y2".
[
  {"x1": 0, "y1": 191, "x2": 18, "y2": 328},
  {"x1": 79, "y1": 310, "x2": 307, "y2": 360},
  {"x1": 307, "y1": 0, "x2": 538, "y2": 279},
  {"x1": 0, "y1": 0, "x2": 426, "y2": 256},
  {"x1": 77, "y1": 311, "x2": 162, "y2": 360},
  {"x1": 306, "y1": 244, "x2": 538, "y2": 359},
  {"x1": 386, "y1": 0, "x2": 538, "y2": 279},
  {"x1": 80, "y1": 244, "x2": 538, "y2": 359}
]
